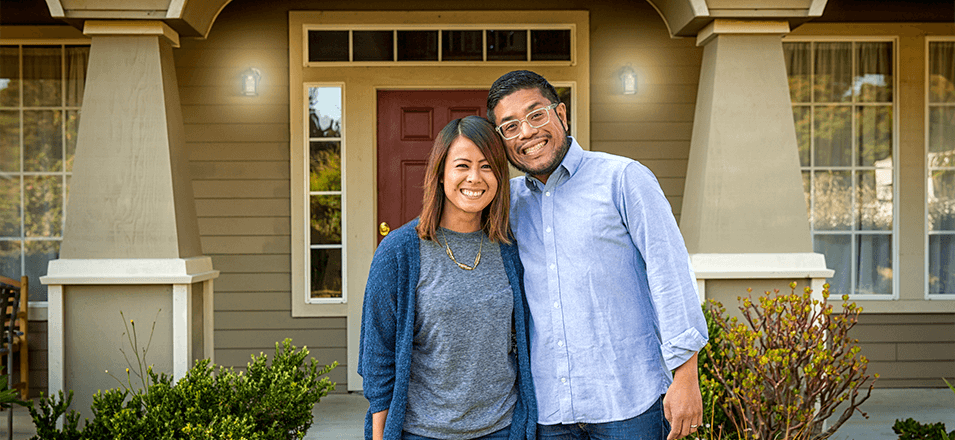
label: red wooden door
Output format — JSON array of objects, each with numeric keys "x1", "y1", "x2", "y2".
[{"x1": 376, "y1": 89, "x2": 488, "y2": 242}]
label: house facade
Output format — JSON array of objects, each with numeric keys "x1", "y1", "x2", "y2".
[{"x1": 0, "y1": 0, "x2": 952, "y2": 409}]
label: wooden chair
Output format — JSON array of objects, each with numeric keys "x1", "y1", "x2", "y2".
[{"x1": 0, "y1": 276, "x2": 28, "y2": 401}]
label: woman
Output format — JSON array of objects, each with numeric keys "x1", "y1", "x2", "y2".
[{"x1": 358, "y1": 116, "x2": 536, "y2": 440}]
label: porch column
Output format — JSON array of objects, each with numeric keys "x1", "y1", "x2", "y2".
[
  {"x1": 680, "y1": 19, "x2": 833, "y2": 305},
  {"x1": 40, "y1": 21, "x2": 217, "y2": 419}
]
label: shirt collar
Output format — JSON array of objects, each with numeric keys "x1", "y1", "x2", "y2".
[{"x1": 523, "y1": 136, "x2": 583, "y2": 192}]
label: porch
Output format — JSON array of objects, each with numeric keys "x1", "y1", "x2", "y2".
[{"x1": 1, "y1": 388, "x2": 953, "y2": 439}]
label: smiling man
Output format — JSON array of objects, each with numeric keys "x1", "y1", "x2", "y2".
[{"x1": 487, "y1": 70, "x2": 708, "y2": 440}]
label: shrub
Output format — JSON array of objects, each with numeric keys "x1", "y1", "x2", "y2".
[
  {"x1": 697, "y1": 305, "x2": 735, "y2": 440},
  {"x1": 892, "y1": 418, "x2": 955, "y2": 440},
  {"x1": 29, "y1": 339, "x2": 337, "y2": 440},
  {"x1": 703, "y1": 282, "x2": 875, "y2": 440}
]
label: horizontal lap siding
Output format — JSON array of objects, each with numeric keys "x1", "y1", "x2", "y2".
[
  {"x1": 853, "y1": 314, "x2": 955, "y2": 388},
  {"x1": 588, "y1": 1, "x2": 701, "y2": 223},
  {"x1": 178, "y1": 3, "x2": 348, "y2": 389}
]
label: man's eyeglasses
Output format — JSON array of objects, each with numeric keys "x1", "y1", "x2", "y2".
[{"x1": 496, "y1": 103, "x2": 559, "y2": 140}]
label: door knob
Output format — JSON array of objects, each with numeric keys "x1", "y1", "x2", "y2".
[{"x1": 379, "y1": 222, "x2": 391, "y2": 236}]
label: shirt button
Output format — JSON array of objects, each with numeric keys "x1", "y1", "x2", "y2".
[
  {"x1": 545, "y1": 191, "x2": 551, "y2": 197},
  {"x1": 561, "y1": 377, "x2": 567, "y2": 384},
  {"x1": 549, "y1": 264, "x2": 556, "y2": 270},
  {"x1": 558, "y1": 340, "x2": 564, "y2": 347},
  {"x1": 546, "y1": 226, "x2": 552, "y2": 233},
  {"x1": 553, "y1": 301, "x2": 560, "y2": 308}
]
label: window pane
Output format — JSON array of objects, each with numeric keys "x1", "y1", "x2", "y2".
[
  {"x1": 1, "y1": 110, "x2": 19, "y2": 172},
  {"x1": 555, "y1": 86, "x2": 572, "y2": 136},
  {"x1": 784, "y1": 42, "x2": 811, "y2": 103},
  {"x1": 65, "y1": 110, "x2": 79, "y2": 172},
  {"x1": 24, "y1": 110, "x2": 62, "y2": 172},
  {"x1": 0, "y1": 46, "x2": 19, "y2": 107},
  {"x1": 24, "y1": 175, "x2": 62, "y2": 237},
  {"x1": 856, "y1": 234, "x2": 892, "y2": 295},
  {"x1": 487, "y1": 30, "x2": 527, "y2": 61},
  {"x1": 813, "y1": 105, "x2": 852, "y2": 166},
  {"x1": 855, "y1": 42, "x2": 892, "y2": 103},
  {"x1": 531, "y1": 29, "x2": 571, "y2": 61},
  {"x1": 397, "y1": 31, "x2": 438, "y2": 62},
  {"x1": 23, "y1": 46, "x2": 61, "y2": 107},
  {"x1": 813, "y1": 170, "x2": 852, "y2": 230},
  {"x1": 310, "y1": 141, "x2": 341, "y2": 192},
  {"x1": 857, "y1": 170, "x2": 892, "y2": 231},
  {"x1": 308, "y1": 31, "x2": 349, "y2": 62},
  {"x1": 928, "y1": 107, "x2": 955, "y2": 160},
  {"x1": 25, "y1": 240, "x2": 57, "y2": 301},
  {"x1": 354, "y1": 31, "x2": 393, "y2": 62},
  {"x1": 814, "y1": 234, "x2": 851, "y2": 296},
  {"x1": 310, "y1": 195, "x2": 341, "y2": 244},
  {"x1": 310, "y1": 248, "x2": 342, "y2": 299},
  {"x1": 0, "y1": 241, "x2": 20, "y2": 280},
  {"x1": 802, "y1": 171, "x2": 811, "y2": 220},
  {"x1": 0, "y1": 177, "x2": 21, "y2": 237},
  {"x1": 856, "y1": 105, "x2": 892, "y2": 166},
  {"x1": 793, "y1": 106, "x2": 810, "y2": 166},
  {"x1": 65, "y1": 46, "x2": 89, "y2": 107},
  {"x1": 928, "y1": 234, "x2": 955, "y2": 295},
  {"x1": 929, "y1": 42, "x2": 955, "y2": 103},
  {"x1": 442, "y1": 30, "x2": 483, "y2": 61},
  {"x1": 814, "y1": 42, "x2": 852, "y2": 103},
  {"x1": 929, "y1": 170, "x2": 955, "y2": 231},
  {"x1": 308, "y1": 87, "x2": 342, "y2": 138}
]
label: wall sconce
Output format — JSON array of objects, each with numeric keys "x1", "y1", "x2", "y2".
[
  {"x1": 619, "y1": 65, "x2": 637, "y2": 95},
  {"x1": 241, "y1": 68, "x2": 262, "y2": 96}
]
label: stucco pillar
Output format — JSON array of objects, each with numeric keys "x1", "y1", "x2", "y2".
[
  {"x1": 40, "y1": 21, "x2": 216, "y2": 419},
  {"x1": 681, "y1": 20, "x2": 833, "y2": 305}
]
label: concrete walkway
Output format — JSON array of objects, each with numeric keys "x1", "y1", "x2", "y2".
[{"x1": 2, "y1": 389, "x2": 953, "y2": 439}]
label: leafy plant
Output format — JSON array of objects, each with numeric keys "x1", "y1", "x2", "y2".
[
  {"x1": 29, "y1": 339, "x2": 337, "y2": 440},
  {"x1": 697, "y1": 305, "x2": 735, "y2": 440},
  {"x1": 892, "y1": 418, "x2": 955, "y2": 440},
  {"x1": 703, "y1": 282, "x2": 876, "y2": 440}
]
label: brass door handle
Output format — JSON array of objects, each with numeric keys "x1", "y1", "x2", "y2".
[{"x1": 379, "y1": 222, "x2": 391, "y2": 236}]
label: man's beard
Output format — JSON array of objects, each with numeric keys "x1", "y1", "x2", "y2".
[{"x1": 508, "y1": 135, "x2": 571, "y2": 178}]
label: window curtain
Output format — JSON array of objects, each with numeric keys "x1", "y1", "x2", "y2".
[{"x1": 65, "y1": 46, "x2": 89, "y2": 108}]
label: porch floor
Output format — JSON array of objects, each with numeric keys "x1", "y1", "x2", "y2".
[{"x1": 0, "y1": 388, "x2": 952, "y2": 439}]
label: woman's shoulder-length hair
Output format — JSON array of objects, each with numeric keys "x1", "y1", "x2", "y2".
[{"x1": 415, "y1": 115, "x2": 512, "y2": 244}]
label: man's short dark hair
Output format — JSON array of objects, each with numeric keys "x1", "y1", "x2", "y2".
[{"x1": 487, "y1": 70, "x2": 561, "y2": 125}]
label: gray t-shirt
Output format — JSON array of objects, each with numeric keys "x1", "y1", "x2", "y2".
[{"x1": 403, "y1": 228, "x2": 518, "y2": 439}]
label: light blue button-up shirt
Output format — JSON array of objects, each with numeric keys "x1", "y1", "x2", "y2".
[{"x1": 510, "y1": 137, "x2": 708, "y2": 425}]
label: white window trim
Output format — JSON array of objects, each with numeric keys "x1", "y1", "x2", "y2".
[
  {"x1": 924, "y1": 36, "x2": 955, "y2": 300},
  {"x1": 292, "y1": 82, "x2": 348, "y2": 316},
  {"x1": 783, "y1": 36, "x2": 901, "y2": 300},
  {"x1": 302, "y1": 24, "x2": 576, "y2": 68},
  {"x1": 0, "y1": 28, "x2": 91, "y2": 321}
]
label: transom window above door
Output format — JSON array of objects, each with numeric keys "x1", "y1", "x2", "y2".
[{"x1": 304, "y1": 26, "x2": 574, "y2": 65}]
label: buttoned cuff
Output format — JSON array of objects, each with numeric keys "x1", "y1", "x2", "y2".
[{"x1": 662, "y1": 327, "x2": 708, "y2": 371}]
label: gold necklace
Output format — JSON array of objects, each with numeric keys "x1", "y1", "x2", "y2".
[{"x1": 442, "y1": 230, "x2": 484, "y2": 271}]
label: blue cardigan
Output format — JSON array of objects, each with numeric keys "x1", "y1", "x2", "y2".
[{"x1": 358, "y1": 219, "x2": 537, "y2": 440}]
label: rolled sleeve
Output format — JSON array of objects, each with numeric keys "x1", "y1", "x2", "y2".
[{"x1": 661, "y1": 327, "x2": 708, "y2": 371}]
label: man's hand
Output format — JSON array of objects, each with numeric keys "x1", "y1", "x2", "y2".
[{"x1": 663, "y1": 352, "x2": 703, "y2": 440}]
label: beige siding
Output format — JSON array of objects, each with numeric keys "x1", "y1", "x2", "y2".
[
  {"x1": 588, "y1": 0, "x2": 701, "y2": 222},
  {"x1": 853, "y1": 314, "x2": 955, "y2": 388},
  {"x1": 177, "y1": 1, "x2": 347, "y2": 388}
]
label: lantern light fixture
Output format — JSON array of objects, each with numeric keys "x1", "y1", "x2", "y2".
[
  {"x1": 619, "y1": 64, "x2": 637, "y2": 95},
  {"x1": 241, "y1": 68, "x2": 262, "y2": 96}
]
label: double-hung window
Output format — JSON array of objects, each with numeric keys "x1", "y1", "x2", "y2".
[
  {"x1": 0, "y1": 44, "x2": 88, "y2": 304},
  {"x1": 927, "y1": 39, "x2": 955, "y2": 297},
  {"x1": 784, "y1": 39, "x2": 897, "y2": 297}
]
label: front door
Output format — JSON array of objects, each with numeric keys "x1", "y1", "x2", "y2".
[{"x1": 376, "y1": 90, "x2": 489, "y2": 242}]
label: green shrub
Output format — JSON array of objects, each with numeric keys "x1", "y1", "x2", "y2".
[
  {"x1": 892, "y1": 418, "x2": 955, "y2": 440},
  {"x1": 697, "y1": 305, "x2": 735, "y2": 440},
  {"x1": 703, "y1": 283, "x2": 876, "y2": 440},
  {"x1": 29, "y1": 339, "x2": 337, "y2": 440}
]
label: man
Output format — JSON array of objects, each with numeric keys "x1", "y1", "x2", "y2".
[{"x1": 487, "y1": 70, "x2": 708, "y2": 440}]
